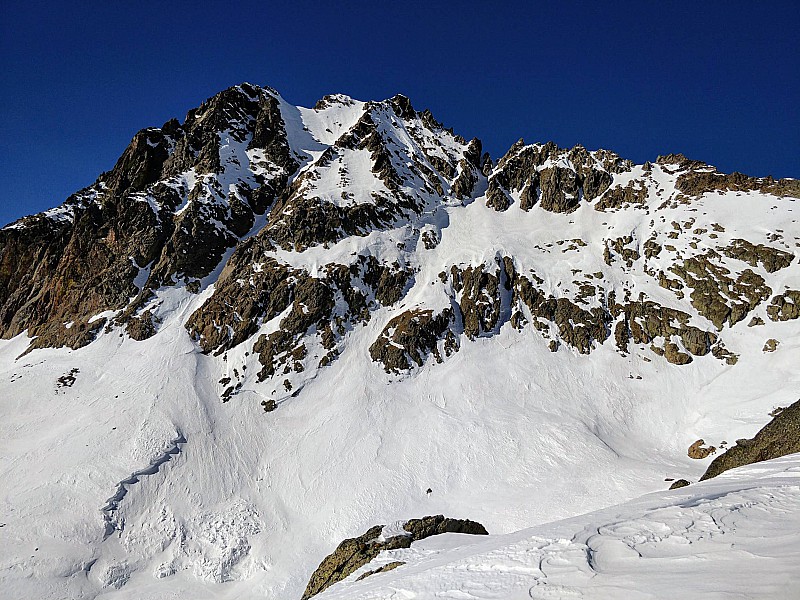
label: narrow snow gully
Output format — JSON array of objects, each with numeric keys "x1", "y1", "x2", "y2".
[{"x1": 100, "y1": 432, "x2": 187, "y2": 539}]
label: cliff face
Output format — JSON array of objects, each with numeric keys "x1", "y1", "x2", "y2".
[
  {"x1": 0, "y1": 84, "x2": 297, "y2": 351},
  {"x1": 1, "y1": 82, "x2": 799, "y2": 397}
]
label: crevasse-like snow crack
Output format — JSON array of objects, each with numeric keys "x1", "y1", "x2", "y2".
[{"x1": 100, "y1": 432, "x2": 187, "y2": 539}]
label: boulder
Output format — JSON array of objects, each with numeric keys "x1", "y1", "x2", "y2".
[
  {"x1": 301, "y1": 515, "x2": 487, "y2": 599},
  {"x1": 669, "y1": 479, "x2": 690, "y2": 490},
  {"x1": 700, "y1": 399, "x2": 800, "y2": 480}
]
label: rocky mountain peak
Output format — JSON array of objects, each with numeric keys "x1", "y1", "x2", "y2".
[{"x1": 1, "y1": 82, "x2": 798, "y2": 403}]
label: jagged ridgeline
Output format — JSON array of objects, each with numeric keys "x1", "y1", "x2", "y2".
[{"x1": 1, "y1": 82, "x2": 799, "y2": 400}]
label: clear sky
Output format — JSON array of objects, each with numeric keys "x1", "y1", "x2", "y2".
[{"x1": 1, "y1": 1, "x2": 798, "y2": 227}]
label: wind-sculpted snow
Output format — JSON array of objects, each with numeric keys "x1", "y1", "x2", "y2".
[{"x1": 319, "y1": 455, "x2": 800, "y2": 599}]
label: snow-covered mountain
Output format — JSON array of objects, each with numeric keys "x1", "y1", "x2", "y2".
[{"x1": 0, "y1": 83, "x2": 798, "y2": 599}]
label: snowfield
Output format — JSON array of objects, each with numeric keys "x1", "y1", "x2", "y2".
[
  {"x1": 0, "y1": 84, "x2": 798, "y2": 599},
  {"x1": 319, "y1": 455, "x2": 800, "y2": 600},
  {"x1": 0, "y1": 280, "x2": 797, "y2": 599}
]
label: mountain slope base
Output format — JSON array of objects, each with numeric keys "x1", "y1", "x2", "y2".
[{"x1": 319, "y1": 455, "x2": 800, "y2": 600}]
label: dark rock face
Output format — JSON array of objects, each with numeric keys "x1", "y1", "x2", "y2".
[
  {"x1": 664, "y1": 342, "x2": 692, "y2": 365},
  {"x1": 369, "y1": 308, "x2": 457, "y2": 373},
  {"x1": 539, "y1": 166, "x2": 582, "y2": 213},
  {"x1": 668, "y1": 252, "x2": 771, "y2": 329},
  {"x1": 355, "y1": 561, "x2": 405, "y2": 581},
  {"x1": 301, "y1": 515, "x2": 488, "y2": 599},
  {"x1": 485, "y1": 141, "x2": 623, "y2": 214},
  {"x1": 252, "y1": 275, "x2": 336, "y2": 380},
  {"x1": 700, "y1": 399, "x2": 800, "y2": 481},
  {"x1": 613, "y1": 298, "x2": 723, "y2": 363},
  {"x1": 604, "y1": 236, "x2": 641, "y2": 268},
  {"x1": 0, "y1": 84, "x2": 295, "y2": 353},
  {"x1": 766, "y1": 290, "x2": 800, "y2": 321},
  {"x1": 656, "y1": 153, "x2": 707, "y2": 171},
  {"x1": 594, "y1": 181, "x2": 648, "y2": 212},
  {"x1": 389, "y1": 94, "x2": 416, "y2": 120},
  {"x1": 126, "y1": 309, "x2": 158, "y2": 341},
  {"x1": 676, "y1": 168, "x2": 800, "y2": 199},
  {"x1": 451, "y1": 159, "x2": 479, "y2": 200},
  {"x1": 368, "y1": 249, "x2": 742, "y2": 373},
  {"x1": 669, "y1": 479, "x2": 690, "y2": 489},
  {"x1": 451, "y1": 264, "x2": 506, "y2": 339},
  {"x1": 185, "y1": 244, "x2": 414, "y2": 381},
  {"x1": 485, "y1": 179, "x2": 512, "y2": 211},
  {"x1": 185, "y1": 252, "x2": 292, "y2": 354},
  {"x1": 490, "y1": 141, "x2": 543, "y2": 211},
  {"x1": 0, "y1": 195, "x2": 157, "y2": 352},
  {"x1": 514, "y1": 274, "x2": 610, "y2": 355},
  {"x1": 720, "y1": 239, "x2": 794, "y2": 273},
  {"x1": 269, "y1": 194, "x2": 399, "y2": 251}
]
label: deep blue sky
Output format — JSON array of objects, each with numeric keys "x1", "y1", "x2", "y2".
[{"x1": 2, "y1": 1, "x2": 798, "y2": 227}]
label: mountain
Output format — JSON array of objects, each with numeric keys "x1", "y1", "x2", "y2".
[{"x1": 0, "y1": 83, "x2": 798, "y2": 599}]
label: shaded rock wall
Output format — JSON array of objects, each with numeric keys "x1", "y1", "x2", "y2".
[
  {"x1": 700, "y1": 399, "x2": 800, "y2": 481},
  {"x1": 301, "y1": 515, "x2": 487, "y2": 599}
]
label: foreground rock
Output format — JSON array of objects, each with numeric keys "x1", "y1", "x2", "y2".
[
  {"x1": 668, "y1": 479, "x2": 691, "y2": 489},
  {"x1": 301, "y1": 515, "x2": 488, "y2": 599},
  {"x1": 700, "y1": 399, "x2": 800, "y2": 481}
]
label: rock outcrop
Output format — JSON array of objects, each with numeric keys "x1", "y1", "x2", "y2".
[
  {"x1": 687, "y1": 439, "x2": 716, "y2": 459},
  {"x1": 485, "y1": 141, "x2": 627, "y2": 214},
  {"x1": 676, "y1": 167, "x2": 800, "y2": 199},
  {"x1": 668, "y1": 252, "x2": 771, "y2": 329},
  {"x1": 669, "y1": 479, "x2": 690, "y2": 490},
  {"x1": 369, "y1": 308, "x2": 457, "y2": 373},
  {"x1": 301, "y1": 515, "x2": 488, "y2": 599},
  {"x1": 0, "y1": 83, "x2": 295, "y2": 352},
  {"x1": 767, "y1": 290, "x2": 800, "y2": 321},
  {"x1": 1, "y1": 82, "x2": 796, "y2": 391},
  {"x1": 700, "y1": 399, "x2": 800, "y2": 481}
]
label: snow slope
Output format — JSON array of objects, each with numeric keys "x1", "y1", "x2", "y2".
[
  {"x1": 0, "y1": 84, "x2": 798, "y2": 600},
  {"x1": 320, "y1": 455, "x2": 800, "y2": 600},
  {"x1": 1, "y1": 278, "x2": 797, "y2": 599}
]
